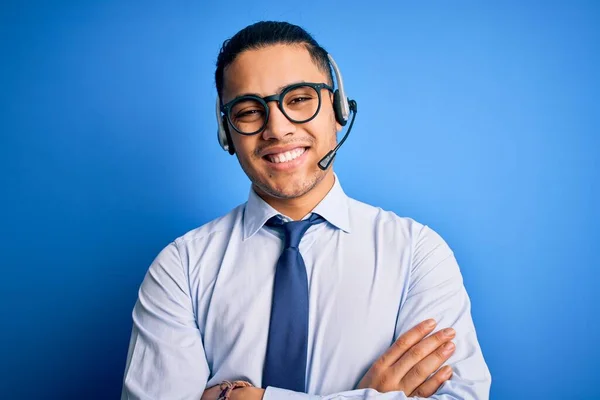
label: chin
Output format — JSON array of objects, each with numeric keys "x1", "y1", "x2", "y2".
[{"x1": 254, "y1": 170, "x2": 324, "y2": 200}]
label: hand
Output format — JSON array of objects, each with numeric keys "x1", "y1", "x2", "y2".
[
  {"x1": 201, "y1": 385, "x2": 265, "y2": 400},
  {"x1": 357, "y1": 319, "x2": 455, "y2": 397},
  {"x1": 201, "y1": 385, "x2": 221, "y2": 400},
  {"x1": 230, "y1": 387, "x2": 265, "y2": 400}
]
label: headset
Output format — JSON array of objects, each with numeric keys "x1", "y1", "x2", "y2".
[{"x1": 215, "y1": 54, "x2": 357, "y2": 170}]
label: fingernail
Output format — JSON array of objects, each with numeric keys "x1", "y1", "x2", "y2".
[
  {"x1": 443, "y1": 342, "x2": 455, "y2": 353},
  {"x1": 442, "y1": 328, "x2": 455, "y2": 337},
  {"x1": 442, "y1": 366, "x2": 453, "y2": 378},
  {"x1": 424, "y1": 319, "x2": 436, "y2": 328}
]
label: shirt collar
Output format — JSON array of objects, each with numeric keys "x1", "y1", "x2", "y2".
[{"x1": 242, "y1": 173, "x2": 351, "y2": 241}]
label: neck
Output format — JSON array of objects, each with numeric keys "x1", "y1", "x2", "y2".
[{"x1": 254, "y1": 171, "x2": 335, "y2": 221}]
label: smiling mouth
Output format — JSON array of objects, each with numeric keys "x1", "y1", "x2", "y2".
[{"x1": 263, "y1": 147, "x2": 308, "y2": 164}]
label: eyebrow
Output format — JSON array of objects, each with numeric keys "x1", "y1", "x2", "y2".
[{"x1": 229, "y1": 80, "x2": 308, "y2": 101}]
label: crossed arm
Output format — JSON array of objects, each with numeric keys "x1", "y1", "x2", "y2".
[
  {"x1": 200, "y1": 319, "x2": 461, "y2": 400},
  {"x1": 121, "y1": 226, "x2": 490, "y2": 400}
]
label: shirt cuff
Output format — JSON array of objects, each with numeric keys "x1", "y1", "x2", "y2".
[{"x1": 263, "y1": 387, "x2": 322, "y2": 400}]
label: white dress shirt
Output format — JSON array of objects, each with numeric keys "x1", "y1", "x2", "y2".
[{"x1": 121, "y1": 175, "x2": 491, "y2": 399}]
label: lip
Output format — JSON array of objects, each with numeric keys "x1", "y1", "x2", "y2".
[
  {"x1": 259, "y1": 144, "x2": 311, "y2": 157},
  {"x1": 262, "y1": 147, "x2": 310, "y2": 171}
]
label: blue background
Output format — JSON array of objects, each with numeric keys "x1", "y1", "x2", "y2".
[{"x1": 1, "y1": 1, "x2": 598, "y2": 399}]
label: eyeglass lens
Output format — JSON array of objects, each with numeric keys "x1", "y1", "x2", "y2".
[{"x1": 228, "y1": 85, "x2": 321, "y2": 134}]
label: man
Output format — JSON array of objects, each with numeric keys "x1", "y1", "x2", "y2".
[{"x1": 121, "y1": 21, "x2": 491, "y2": 400}]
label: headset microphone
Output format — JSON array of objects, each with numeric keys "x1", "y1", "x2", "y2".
[{"x1": 318, "y1": 99, "x2": 357, "y2": 170}]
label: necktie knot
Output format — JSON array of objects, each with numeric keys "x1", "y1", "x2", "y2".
[{"x1": 268, "y1": 213, "x2": 325, "y2": 249}]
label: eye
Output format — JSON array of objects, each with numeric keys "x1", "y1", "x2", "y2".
[
  {"x1": 289, "y1": 96, "x2": 311, "y2": 104},
  {"x1": 235, "y1": 108, "x2": 263, "y2": 119},
  {"x1": 229, "y1": 97, "x2": 265, "y2": 120},
  {"x1": 284, "y1": 85, "x2": 318, "y2": 107}
]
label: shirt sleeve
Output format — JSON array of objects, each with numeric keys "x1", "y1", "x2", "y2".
[
  {"x1": 263, "y1": 224, "x2": 491, "y2": 400},
  {"x1": 397, "y1": 224, "x2": 491, "y2": 398},
  {"x1": 121, "y1": 242, "x2": 210, "y2": 400}
]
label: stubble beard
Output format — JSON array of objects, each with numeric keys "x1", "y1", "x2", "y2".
[
  {"x1": 241, "y1": 138, "x2": 336, "y2": 200},
  {"x1": 241, "y1": 155, "x2": 327, "y2": 200}
]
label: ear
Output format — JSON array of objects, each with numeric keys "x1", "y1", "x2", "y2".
[
  {"x1": 222, "y1": 115, "x2": 236, "y2": 155},
  {"x1": 328, "y1": 91, "x2": 343, "y2": 132}
]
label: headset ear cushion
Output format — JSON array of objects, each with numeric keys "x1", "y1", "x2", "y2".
[
  {"x1": 333, "y1": 90, "x2": 347, "y2": 126},
  {"x1": 222, "y1": 115, "x2": 235, "y2": 155}
]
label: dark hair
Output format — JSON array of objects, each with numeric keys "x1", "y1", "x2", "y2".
[{"x1": 215, "y1": 21, "x2": 333, "y2": 100}]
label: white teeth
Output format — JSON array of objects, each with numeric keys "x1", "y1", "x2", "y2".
[{"x1": 268, "y1": 148, "x2": 306, "y2": 163}]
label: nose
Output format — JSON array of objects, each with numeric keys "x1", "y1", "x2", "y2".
[{"x1": 261, "y1": 101, "x2": 296, "y2": 141}]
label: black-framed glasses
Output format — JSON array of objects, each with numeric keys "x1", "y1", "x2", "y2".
[{"x1": 220, "y1": 82, "x2": 334, "y2": 135}]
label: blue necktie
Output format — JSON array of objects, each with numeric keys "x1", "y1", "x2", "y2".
[{"x1": 262, "y1": 213, "x2": 325, "y2": 392}]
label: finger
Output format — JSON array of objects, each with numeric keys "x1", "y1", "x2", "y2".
[
  {"x1": 400, "y1": 340, "x2": 456, "y2": 394},
  {"x1": 201, "y1": 385, "x2": 222, "y2": 400},
  {"x1": 391, "y1": 327, "x2": 455, "y2": 378},
  {"x1": 409, "y1": 366, "x2": 453, "y2": 398},
  {"x1": 377, "y1": 319, "x2": 438, "y2": 368}
]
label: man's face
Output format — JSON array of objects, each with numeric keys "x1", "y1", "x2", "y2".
[{"x1": 221, "y1": 44, "x2": 340, "y2": 200}]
